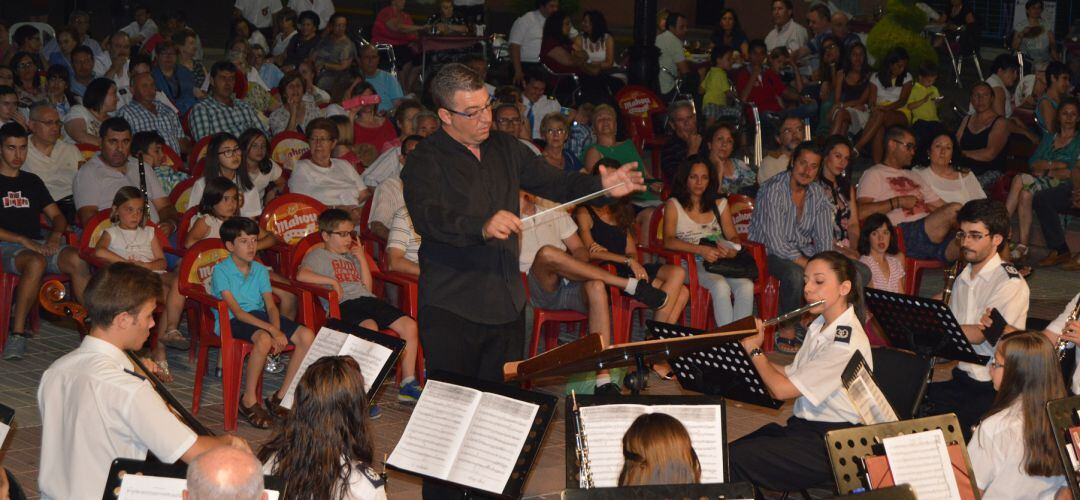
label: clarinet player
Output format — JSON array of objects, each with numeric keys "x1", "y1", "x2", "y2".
[{"x1": 998, "y1": 292, "x2": 1080, "y2": 394}]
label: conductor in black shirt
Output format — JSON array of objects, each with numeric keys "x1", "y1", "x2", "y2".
[{"x1": 403, "y1": 63, "x2": 645, "y2": 385}]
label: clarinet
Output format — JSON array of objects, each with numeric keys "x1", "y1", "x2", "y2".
[
  {"x1": 571, "y1": 390, "x2": 594, "y2": 489},
  {"x1": 941, "y1": 259, "x2": 963, "y2": 305},
  {"x1": 1056, "y1": 299, "x2": 1080, "y2": 361}
]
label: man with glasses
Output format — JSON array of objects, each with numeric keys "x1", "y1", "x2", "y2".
[
  {"x1": 857, "y1": 126, "x2": 961, "y2": 263},
  {"x1": 493, "y1": 103, "x2": 541, "y2": 155},
  {"x1": 23, "y1": 104, "x2": 81, "y2": 224},
  {"x1": 189, "y1": 61, "x2": 268, "y2": 141},
  {"x1": 72, "y1": 117, "x2": 179, "y2": 233},
  {"x1": 920, "y1": 199, "x2": 1028, "y2": 439}
]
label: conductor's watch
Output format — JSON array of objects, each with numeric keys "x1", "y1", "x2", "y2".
[{"x1": 749, "y1": 347, "x2": 765, "y2": 358}]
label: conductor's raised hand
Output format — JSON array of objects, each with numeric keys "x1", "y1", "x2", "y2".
[
  {"x1": 483, "y1": 210, "x2": 523, "y2": 240},
  {"x1": 599, "y1": 162, "x2": 646, "y2": 198}
]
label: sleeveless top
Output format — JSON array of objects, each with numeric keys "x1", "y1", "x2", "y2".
[
  {"x1": 959, "y1": 115, "x2": 1005, "y2": 176},
  {"x1": 820, "y1": 175, "x2": 852, "y2": 247},
  {"x1": 191, "y1": 213, "x2": 225, "y2": 239},
  {"x1": 584, "y1": 206, "x2": 628, "y2": 254},
  {"x1": 672, "y1": 198, "x2": 728, "y2": 244},
  {"x1": 104, "y1": 226, "x2": 156, "y2": 263},
  {"x1": 839, "y1": 73, "x2": 869, "y2": 103},
  {"x1": 579, "y1": 34, "x2": 609, "y2": 64},
  {"x1": 1035, "y1": 95, "x2": 1059, "y2": 135}
]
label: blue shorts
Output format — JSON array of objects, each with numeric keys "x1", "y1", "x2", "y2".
[
  {"x1": 899, "y1": 218, "x2": 951, "y2": 262},
  {"x1": 227, "y1": 310, "x2": 302, "y2": 342},
  {"x1": 0, "y1": 241, "x2": 70, "y2": 275}
]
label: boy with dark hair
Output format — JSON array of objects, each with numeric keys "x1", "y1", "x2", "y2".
[
  {"x1": 297, "y1": 208, "x2": 422, "y2": 402},
  {"x1": 211, "y1": 216, "x2": 314, "y2": 428}
]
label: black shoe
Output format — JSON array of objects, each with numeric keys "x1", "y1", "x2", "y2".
[
  {"x1": 595, "y1": 382, "x2": 622, "y2": 397},
  {"x1": 632, "y1": 282, "x2": 668, "y2": 310}
]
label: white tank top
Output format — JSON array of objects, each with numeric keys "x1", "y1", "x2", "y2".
[
  {"x1": 579, "y1": 34, "x2": 608, "y2": 64},
  {"x1": 672, "y1": 198, "x2": 728, "y2": 244},
  {"x1": 104, "y1": 226, "x2": 156, "y2": 263}
]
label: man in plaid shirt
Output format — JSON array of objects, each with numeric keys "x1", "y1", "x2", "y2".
[
  {"x1": 116, "y1": 73, "x2": 189, "y2": 154},
  {"x1": 188, "y1": 61, "x2": 267, "y2": 141}
]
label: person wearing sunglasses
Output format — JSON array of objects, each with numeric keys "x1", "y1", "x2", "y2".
[{"x1": 856, "y1": 125, "x2": 962, "y2": 264}]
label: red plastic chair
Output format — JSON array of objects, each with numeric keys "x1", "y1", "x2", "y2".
[
  {"x1": 522, "y1": 273, "x2": 589, "y2": 358},
  {"x1": 160, "y1": 143, "x2": 185, "y2": 173},
  {"x1": 174, "y1": 207, "x2": 200, "y2": 252},
  {"x1": 178, "y1": 238, "x2": 315, "y2": 431},
  {"x1": 895, "y1": 227, "x2": 945, "y2": 296},
  {"x1": 258, "y1": 194, "x2": 327, "y2": 273},
  {"x1": 0, "y1": 215, "x2": 79, "y2": 351},
  {"x1": 190, "y1": 157, "x2": 207, "y2": 179},
  {"x1": 269, "y1": 131, "x2": 310, "y2": 171},
  {"x1": 189, "y1": 135, "x2": 213, "y2": 166},
  {"x1": 169, "y1": 177, "x2": 197, "y2": 215},
  {"x1": 614, "y1": 85, "x2": 670, "y2": 181},
  {"x1": 181, "y1": 108, "x2": 194, "y2": 140},
  {"x1": 75, "y1": 143, "x2": 99, "y2": 163}
]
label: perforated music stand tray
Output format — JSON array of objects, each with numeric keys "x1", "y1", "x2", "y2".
[
  {"x1": 503, "y1": 320, "x2": 755, "y2": 383},
  {"x1": 650, "y1": 318, "x2": 784, "y2": 409},
  {"x1": 864, "y1": 289, "x2": 988, "y2": 365},
  {"x1": 824, "y1": 414, "x2": 979, "y2": 497},
  {"x1": 102, "y1": 458, "x2": 286, "y2": 500},
  {"x1": 564, "y1": 395, "x2": 729, "y2": 489},
  {"x1": 559, "y1": 481, "x2": 755, "y2": 499},
  {"x1": 1046, "y1": 395, "x2": 1080, "y2": 498}
]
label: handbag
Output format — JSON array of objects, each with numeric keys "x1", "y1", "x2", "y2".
[{"x1": 699, "y1": 204, "x2": 759, "y2": 280}]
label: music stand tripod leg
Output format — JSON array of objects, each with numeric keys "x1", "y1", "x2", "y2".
[{"x1": 623, "y1": 353, "x2": 650, "y2": 395}]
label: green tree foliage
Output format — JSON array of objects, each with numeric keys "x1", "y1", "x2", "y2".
[{"x1": 866, "y1": 0, "x2": 938, "y2": 70}]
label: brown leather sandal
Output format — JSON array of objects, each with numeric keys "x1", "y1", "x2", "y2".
[
  {"x1": 265, "y1": 392, "x2": 289, "y2": 419},
  {"x1": 239, "y1": 398, "x2": 273, "y2": 429}
]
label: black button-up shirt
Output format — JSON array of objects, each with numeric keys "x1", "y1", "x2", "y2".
[{"x1": 402, "y1": 128, "x2": 602, "y2": 324}]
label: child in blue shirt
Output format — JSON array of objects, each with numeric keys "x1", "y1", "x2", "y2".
[{"x1": 211, "y1": 217, "x2": 315, "y2": 429}]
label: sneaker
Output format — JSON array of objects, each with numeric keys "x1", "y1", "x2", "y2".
[
  {"x1": 632, "y1": 282, "x2": 668, "y2": 310},
  {"x1": 398, "y1": 379, "x2": 423, "y2": 403},
  {"x1": 369, "y1": 404, "x2": 383, "y2": 420},
  {"x1": 3, "y1": 334, "x2": 27, "y2": 360}
]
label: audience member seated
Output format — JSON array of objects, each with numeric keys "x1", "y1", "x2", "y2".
[
  {"x1": 73, "y1": 117, "x2": 179, "y2": 234},
  {"x1": 804, "y1": 4, "x2": 832, "y2": 78},
  {"x1": 704, "y1": 122, "x2": 755, "y2": 196},
  {"x1": 462, "y1": 54, "x2": 496, "y2": 97},
  {"x1": 0, "y1": 85, "x2": 27, "y2": 128},
  {"x1": 663, "y1": 156, "x2": 754, "y2": 327},
  {"x1": 228, "y1": 18, "x2": 268, "y2": 57},
  {"x1": 152, "y1": 41, "x2": 199, "y2": 114},
  {"x1": 47, "y1": 28, "x2": 78, "y2": 76},
  {"x1": 257, "y1": 357, "x2": 384, "y2": 499},
  {"x1": 117, "y1": 73, "x2": 189, "y2": 154},
  {"x1": 10, "y1": 26, "x2": 43, "y2": 70},
  {"x1": 656, "y1": 12, "x2": 691, "y2": 99},
  {"x1": 619, "y1": 413, "x2": 701, "y2": 486},
  {"x1": 493, "y1": 103, "x2": 541, "y2": 155},
  {"x1": 700, "y1": 46, "x2": 741, "y2": 128},
  {"x1": 428, "y1": 0, "x2": 469, "y2": 36},
  {"x1": 239, "y1": 128, "x2": 284, "y2": 205},
  {"x1": 187, "y1": 133, "x2": 265, "y2": 218},
  {"x1": 357, "y1": 44, "x2": 404, "y2": 115},
  {"x1": 565, "y1": 103, "x2": 595, "y2": 161},
  {"x1": 280, "y1": 11, "x2": 320, "y2": 73},
  {"x1": 386, "y1": 205, "x2": 421, "y2": 277},
  {"x1": 829, "y1": 42, "x2": 872, "y2": 139},
  {"x1": 917, "y1": 132, "x2": 987, "y2": 207},
  {"x1": 269, "y1": 72, "x2": 322, "y2": 135},
  {"x1": 175, "y1": 29, "x2": 208, "y2": 92},
  {"x1": 185, "y1": 177, "x2": 275, "y2": 251},
  {"x1": 933, "y1": 0, "x2": 977, "y2": 55},
  {"x1": 43, "y1": 65, "x2": 76, "y2": 117},
  {"x1": 1012, "y1": 0, "x2": 1059, "y2": 67},
  {"x1": 133, "y1": 130, "x2": 189, "y2": 197},
  {"x1": 1014, "y1": 98, "x2": 1078, "y2": 265},
  {"x1": 539, "y1": 112, "x2": 580, "y2": 171},
  {"x1": 1037, "y1": 62, "x2": 1071, "y2": 136},
  {"x1": 251, "y1": 44, "x2": 283, "y2": 90},
  {"x1": 312, "y1": 14, "x2": 355, "y2": 92},
  {"x1": 350, "y1": 81, "x2": 399, "y2": 155},
  {"x1": 24, "y1": 104, "x2": 80, "y2": 223},
  {"x1": 10, "y1": 51, "x2": 44, "y2": 106},
  {"x1": 270, "y1": 8, "x2": 298, "y2": 60},
  {"x1": 819, "y1": 136, "x2": 865, "y2": 269},
  {"x1": 540, "y1": 10, "x2": 614, "y2": 105},
  {"x1": 957, "y1": 82, "x2": 1009, "y2": 188},
  {"x1": 759, "y1": 116, "x2": 804, "y2": 184},
  {"x1": 290, "y1": 118, "x2": 367, "y2": 221},
  {"x1": 63, "y1": 78, "x2": 117, "y2": 146},
  {"x1": 812, "y1": 35, "x2": 841, "y2": 133},
  {"x1": 582, "y1": 104, "x2": 660, "y2": 233},
  {"x1": 1033, "y1": 160, "x2": 1080, "y2": 269},
  {"x1": 907, "y1": 63, "x2": 947, "y2": 163},
  {"x1": 68, "y1": 46, "x2": 97, "y2": 99},
  {"x1": 368, "y1": 136, "x2": 421, "y2": 240},
  {"x1": 710, "y1": 8, "x2": 749, "y2": 59},
  {"x1": 360, "y1": 102, "x2": 434, "y2": 196},
  {"x1": 43, "y1": 11, "x2": 102, "y2": 60},
  {"x1": 660, "y1": 101, "x2": 703, "y2": 183},
  {"x1": 224, "y1": 41, "x2": 275, "y2": 117},
  {"x1": 190, "y1": 61, "x2": 268, "y2": 141},
  {"x1": 858, "y1": 213, "x2": 906, "y2": 293},
  {"x1": 0, "y1": 123, "x2": 90, "y2": 359},
  {"x1": 767, "y1": 47, "x2": 815, "y2": 121},
  {"x1": 521, "y1": 71, "x2": 561, "y2": 140},
  {"x1": 575, "y1": 10, "x2": 620, "y2": 83},
  {"x1": 857, "y1": 126, "x2": 961, "y2": 263},
  {"x1": 120, "y1": 4, "x2": 159, "y2": 47},
  {"x1": 748, "y1": 142, "x2": 834, "y2": 351},
  {"x1": 372, "y1": 0, "x2": 425, "y2": 91},
  {"x1": 509, "y1": 0, "x2": 560, "y2": 86},
  {"x1": 286, "y1": 0, "x2": 335, "y2": 29},
  {"x1": 297, "y1": 209, "x2": 422, "y2": 401},
  {"x1": 93, "y1": 32, "x2": 131, "y2": 88},
  {"x1": 764, "y1": 0, "x2": 810, "y2": 76},
  {"x1": 737, "y1": 40, "x2": 793, "y2": 132},
  {"x1": 186, "y1": 446, "x2": 267, "y2": 500},
  {"x1": 853, "y1": 47, "x2": 913, "y2": 163},
  {"x1": 980, "y1": 54, "x2": 1038, "y2": 144}
]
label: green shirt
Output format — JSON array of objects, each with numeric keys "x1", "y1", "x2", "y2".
[
  {"x1": 908, "y1": 82, "x2": 940, "y2": 123},
  {"x1": 581, "y1": 141, "x2": 660, "y2": 203},
  {"x1": 701, "y1": 67, "x2": 731, "y2": 107}
]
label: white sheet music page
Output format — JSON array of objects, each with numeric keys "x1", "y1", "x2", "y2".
[
  {"x1": 883, "y1": 430, "x2": 961, "y2": 500},
  {"x1": 340, "y1": 334, "x2": 393, "y2": 393},
  {"x1": 280, "y1": 326, "x2": 349, "y2": 409},
  {"x1": 447, "y1": 392, "x2": 539, "y2": 494},
  {"x1": 653, "y1": 405, "x2": 725, "y2": 484},
  {"x1": 0, "y1": 421, "x2": 9, "y2": 449},
  {"x1": 845, "y1": 366, "x2": 899, "y2": 425},
  {"x1": 118, "y1": 475, "x2": 281, "y2": 500},
  {"x1": 387, "y1": 380, "x2": 481, "y2": 480}
]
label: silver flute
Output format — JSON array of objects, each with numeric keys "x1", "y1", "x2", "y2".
[
  {"x1": 763, "y1": 300, "x2": 826, "y2": 327},
  {"x1": 1056, "y1": 300, "x2": 1080, "y2": 361},
  {"x1": 571, "y1": 390, "x2": 594, "y2": 489}
]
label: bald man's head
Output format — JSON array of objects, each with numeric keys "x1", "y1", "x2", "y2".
[
  {"x1": 831, "y1": 12, "x2": 850, "y2": 37},
  {"x1": 184, "y1": 447, "x2": 266, "y2": 500},
  {"x1": 131, "y1": 72, "x2": 157, "y2": 105}
]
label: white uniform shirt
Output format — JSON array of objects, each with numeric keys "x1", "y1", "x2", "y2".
[
  {"x1": 37, "y1": 336, "x2": 198, "y2": 500},
  {"x1": 951, "y1": 253, "x2": 1029, "y2": 381},
  {"x1": 287, "y1": 0, "x2": 336, "y2": 30},
  {"x1": 509, "y1": 10, "x2": 547, "y2": 63},
  {"x1": 1047, "y1": 293, "x2": 1080, "y2": 393},
  {"x1": 521, "y1": 95, "x2": 561, "y2": 140},
  {"x1": 765, "y1": 20, "x2": 811, "y2": 75},
  {"x1": 786, "y1": 306, "x2": 872, "y2": 424},
  {"x1": 288, "y1": 158, "x2": 365, "y2": 207},
  {"x1": 120, "y1": 19, "x2": 159, "y2": 42},
  {"x1": 968, "y1": 403, "x2": 1067, "y2": 500},
  {"x1": 234, "y1": 0, "x2": 282, "y2": 29}
]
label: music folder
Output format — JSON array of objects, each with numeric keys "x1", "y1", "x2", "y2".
[
  {"x1": 386, "y1": 371, "x2": 558, "y2": 499},
  {"x1": 102, "y1": 458, "x2": 285, "y2": 500},
  {"x1": 841, "y1": 351, "x2": 899, "y2": 425},
  {"x1": 1046, "y1": 395, "x2": 1080, "y2": 498},
  {"x1": 279, "y1": 318, "x2": 405, "y2": 409}
]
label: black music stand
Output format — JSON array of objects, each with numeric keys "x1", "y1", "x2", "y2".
[
  {"x1": 102, "y1": 458, "x2": 286, "y2": 500},
  {"x1": 321, "y1": 318, "x2": 406, "y2": 402},
  {"x1": 1046, "y1": 395, "x2": 1080, "y2": 499},
  {"x1": 824, "y1": 414, "x2": 977, "y2": 496},
  {"x1": 564, "y1": 395, "x2": 729, "y2": 489},
  {"x1": 560, "y1": 481, "x2": 755, "y2": 499},
  {"x1": 864, "y1": 289, "x2": 988, "y2": 365},
  {"x1": 650, "y1": 318, "x2": 783, "y2": 409},
  {"x1": 386, "y1": 371, "x2": 558, "y2": 499}
]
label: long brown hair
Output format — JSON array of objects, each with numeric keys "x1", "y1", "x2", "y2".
[
  {"x1": 618, "y1": 413, "x2": 701, "y2": 486},
  {"x1": 980, "y1": 331, "x2": 1065, "y2": 477},
  {"x1": 258, "y1": 356, "x2": 374, "y2": 499}
]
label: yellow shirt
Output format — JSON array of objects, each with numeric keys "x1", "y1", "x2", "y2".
[
  {"x1": 907, "y1": 82, "x2": 940, "y2": 123},
  {"x1": 701, "y1": 67, "x2": 731, "y2": 107}
]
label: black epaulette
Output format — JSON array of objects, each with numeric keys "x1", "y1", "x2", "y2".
[
  {"x1": 124, "y1": 369, "x2": 146, "y2": 381},
  {"x1": 1001, "y1": 263, "x2": 1021, "y2": 279},
  {"x1": 358, "y1": 464, "x2": 386, "y2": 488},
  {"x1": 834, "y1": 325, "x2": 852, "y2": 344}
]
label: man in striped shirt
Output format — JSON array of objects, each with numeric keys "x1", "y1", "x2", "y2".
[{"x1": 748, "y1": 141, "x2": 835, "y2": 350}]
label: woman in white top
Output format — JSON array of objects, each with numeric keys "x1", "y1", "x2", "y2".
[
  {"x1": 289, "y1": 118, "x2": 367, "y2": 222},
  {"x1": 239, "y1": 129, "x2": 285, "y2": 208},
  {"x1": 730, "y1": 251, "x2": 872, "y2": 492},
  {"x1": 916, "y1": 133, "x2": 987, "y2": 205},
  {"x1": 574, "y1": 11, "x2": 615, "y2": 73},
  {"x1": 857, "y1": 213, "x2": 906, "y2": 293},
  {"x1": 968, "y1": 331, "x2": 1067, "y2": 500},
  {"x1": 186, "y1": 132, "x2": 265, "y2": 218},
  {"x1": 63, "y1": 78, "x2": 117, "y2": 145},
  {"x1": 662, "y1": 157, "x2": 754, "y2": 327},
  {"x1": 269, "y1": 72, "x2": 323, "y2": 135},
  {"x1": 1011, "y1": 0, "x2": 1058, "y2": 66},
  {"x1": 259, "y1": 356, "x2": 388, "y2": 500},
  {"x1": 852, "y1": 47, "x2": 913, "y2": 163}
]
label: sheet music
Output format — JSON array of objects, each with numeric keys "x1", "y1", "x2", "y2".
[
  {"x1": 447, "y1": 392, "x2": 539, "y2": 494},
  {"x1": 280, "y1": 326, "x2": 349, "y2": 409},
  {"x1": 340, "y1": 334, "x2": 394, "y2": 393},
  {"x1": 387, "y1": 380, "x2": 482, "y2": 480},
  {"x1": 883, "y1": 430, "x2": 961, "y2": 500},
  {"x1": 844, "y1": 364, "x2": 898, "y2": 425},
  {"x1": 117, "y1": 475, "x2": 280, "y2": 500},
  {"x1": 578, "y1": 404, "x2": 725, "y2": 487},
  {"x1": 0, "y1": 421, "x2": 9, "y2": 449}
]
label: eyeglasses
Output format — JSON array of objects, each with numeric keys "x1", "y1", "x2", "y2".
[
  {"x1": 16, "y1": 62, "x2": 35, "y2": 69},
  {"x1": 890, "y1": 139, "x2": 916, "y2": 151},
  {"x1": 445, "y1": 98, "x2": 495, "y2": 120},
  {"x1": 542, "y1": 128, "x2": 567, "y2": 136},
  {"x1": 218, "y1": 147, "x2": 242, "y2": 158},
  {"x1": 955, "y1": 231, "x2": 989, "y2": 242},
  {"x1": 989, "y1": 360, "x2": 1005, "y2": 370}
]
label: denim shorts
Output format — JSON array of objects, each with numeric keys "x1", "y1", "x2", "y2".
[
  {"x1": 527, "y1": 271, "x2": 587, "y2": 313},
  {"x1": 898, "y1": 218, "x2": 951, "y2": 262},
  {"x1": 0, "y1": 240, "x2": 68, "y2": 275}
]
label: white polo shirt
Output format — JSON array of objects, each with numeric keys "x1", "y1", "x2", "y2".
[
  {"x1": 950, "y1": 253, "x2": 1029, "y2": 382},
  {"x1": 786, "y1": 306, "x2": 872, "y2": 424},
  {"x1": 655, "y1": 30, "x2": 686, "y2": 94},
  {"x1": 509, "y1": 10, "x2": 547, "y2": 63},
  {"x1": 24, "y1": 139, "x2": 81, "y2": 201},
  {"x1": 38, "y1": 336, "x2": 198, "y2": 500},
  {"x1": 73, "y1": 155, "x2": 168, "y2": 222}
]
